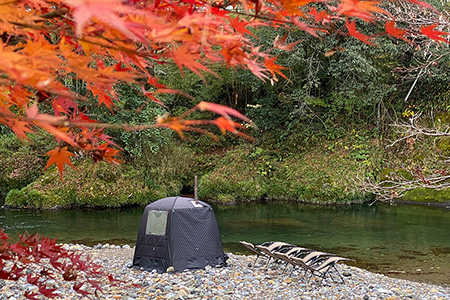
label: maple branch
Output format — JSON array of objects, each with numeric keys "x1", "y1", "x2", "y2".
[{"x1": 40, "y1": 8, "x2": 69, "y2": 19}]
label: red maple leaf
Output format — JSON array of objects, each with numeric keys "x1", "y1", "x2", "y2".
[
  {"x1": 264, "y1": 56, "x2": 290, "y2": 81},
  {"x1": 421, "y1": 24, "x2": 449, "y2": 43},
  {"x1": 88, "y1": 85, "x2": 116, "y2": 111},
  {"x1": 171, "y1": 44, "x2": 217, "y2": 79},
  {"x1": 385, "y1": 20, "x2": 410, "y2": 43},
  {"x1": 7, "y1": 119, "x2": 33, "y2": 140},
  {"x1": 44, "y1": 146, "x2": 77, "y2": 179},
  {"x1": 273, "y1": 34, "x2": 301, "y2": 51},
  {"x1": 71, "y1": 0, "x2": 143, "y2": 41},
  {"x1": 26, "y1": 104, "x2": 77, "y2": 147},
  {"x1": 308, "y1": 7, "x2": 337, "y2": 25},
  {"x1": 197, "y1": 101, "x2": 253, "y2": 124},
  {"x1": 338, "y1": 0, "x2": 387, "y2": 22},
  {"x1": 213, "y1": 117, "x2": 253, "y2": 140},
  {"x1": 52, "y1": 97, "x2": 79, "y2": 116},
  {"x1": 346, "y1": 19, "x2": 376, "y2": 45}
]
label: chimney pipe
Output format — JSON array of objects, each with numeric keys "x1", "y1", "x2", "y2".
[{"x1": 194, "y1": 175, "x2": 198, "y2": 204}]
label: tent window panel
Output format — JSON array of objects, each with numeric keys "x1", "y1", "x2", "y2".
[{"x1": 146, "y1": 210, "x2": 168, "y2": 236}]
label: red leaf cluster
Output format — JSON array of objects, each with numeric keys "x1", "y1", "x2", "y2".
[{"x1": 0, "y1": 229, "x2": 111, "y2": 299}]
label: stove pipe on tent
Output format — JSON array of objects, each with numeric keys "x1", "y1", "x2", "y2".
[{"x1": 132, "y1": 196, "x2": 228, "y2": 273}]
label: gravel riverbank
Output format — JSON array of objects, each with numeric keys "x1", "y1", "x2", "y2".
[{"x1": 1, "y1": 244, "x2": 449, "y2": 300}]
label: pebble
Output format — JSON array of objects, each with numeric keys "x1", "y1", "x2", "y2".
[{"x1": 1, "y1": 244, "x2": 448, "y2": 300}]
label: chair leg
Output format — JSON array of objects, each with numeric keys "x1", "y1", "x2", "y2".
[
  {"x1": 332, "y1": 265, "x2": 345, "y2": 284},
  {"x1": 265, "y1": 257, "x2": 272, "y2": 268},
  {"x1": 253, "y1": 254, "x2": 260, "y2": 266}
]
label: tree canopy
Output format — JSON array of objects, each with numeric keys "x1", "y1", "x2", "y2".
[{"x1": 0, "y1": 0, "x2": 447, "y2": 178}]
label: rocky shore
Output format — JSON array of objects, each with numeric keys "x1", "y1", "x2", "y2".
[{"x1": 1, "y1": 244, "x2": 449, "y2": 300}]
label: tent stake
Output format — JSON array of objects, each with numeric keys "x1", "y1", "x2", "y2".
[{"x1": 194, "y1": 175, "x2": 198, "y2": 204}]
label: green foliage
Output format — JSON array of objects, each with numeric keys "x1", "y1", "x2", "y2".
[
  {"x1": 90, "y1": 83, "x2": 173, "y2": 161},
  {"x1": 140, "y1": 142, "x2": 198, "y2": 196},
  {"x1": 5, "y1": 160, "x2": 162, "y2": 209},
  {"x1": 0, "y1": 130, "x2": 54, "y2": 200},
  {"x1": 199, "y1": 135, "x2": 379, "y2": 204}
]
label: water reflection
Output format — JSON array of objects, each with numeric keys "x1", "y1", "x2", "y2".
[{"x1": 0, "y1": 202, "x2": 448, "y2": 285}]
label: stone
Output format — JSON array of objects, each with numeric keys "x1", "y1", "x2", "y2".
[
  {"x1": 177, "y1": 289, "x2": 189, "y2": 298},
  {"x1": 283, "y1": 278, "x2": 293, "y2": 284}
]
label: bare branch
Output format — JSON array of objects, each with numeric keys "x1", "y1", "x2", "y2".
[{"x1": 388, "y1": 113, "x2": 450, "y2": 147}]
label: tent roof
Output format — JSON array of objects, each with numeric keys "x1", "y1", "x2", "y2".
[{"x1": 146, "y1": 196, "x2": 210, "y2": 210}]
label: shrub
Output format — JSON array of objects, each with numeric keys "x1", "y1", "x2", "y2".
[{"x1": 5, "y1": 160, "x2": 162, "y2": 209}]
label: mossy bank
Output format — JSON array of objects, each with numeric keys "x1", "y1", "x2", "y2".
[{"x1": 4, "y1": 161, "x2": 164, "y2": 209}]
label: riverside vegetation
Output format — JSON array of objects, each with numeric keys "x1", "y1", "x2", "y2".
[{"x1": 2, "y1": 124, "x2": 450, "y2": 208}]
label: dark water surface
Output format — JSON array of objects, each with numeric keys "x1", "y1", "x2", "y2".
[{"x1": 0, "y1": 202, "x2": 448, "y2": 285}]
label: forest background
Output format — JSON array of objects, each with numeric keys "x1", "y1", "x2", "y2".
[{"x1": 2, "y1": 0, "x2": 450, "y2": 208}]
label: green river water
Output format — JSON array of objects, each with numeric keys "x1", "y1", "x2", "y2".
[{"x1": 0, "y1": 202, "x2": 448, "y2": 286}]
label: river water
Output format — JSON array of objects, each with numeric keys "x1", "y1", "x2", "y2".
[{"x1": 0, "y1": 202, "x2": 448, "y2": 285}]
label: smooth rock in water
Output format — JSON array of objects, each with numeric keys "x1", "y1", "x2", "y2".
[
  {"x1": 166, "y1": 266, "x2": 175, "y2": 273},
  {"x1": 123, "y1": 244, "x2": 131, "y2": 249}
]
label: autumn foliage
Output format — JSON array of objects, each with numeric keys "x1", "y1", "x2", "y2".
[
  {"x1": 0, "y1": 0, "x2": 446, "y2": 178},
  {"x1": 0, "y1": 229, "x2": 114, "y2": 299}
]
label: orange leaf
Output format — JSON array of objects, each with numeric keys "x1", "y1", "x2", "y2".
[
  {"x1": 214, "y1": 117, "x2": 253, "y2": 140},
  {"x1": 421, "y1": 24, "x2": 449, "y2": 43},
  {"x1": 94, "y1": 144, "x2": 122, "y2": 164},
  {"x1": 156, "y1": 116, "x2": 187, "y2": 138},
  {"x1": 279, "y1": 0, "x2": 311, "y2": 16},
  {"x1": 264, "y1": 56, "x2": 290, "y2": 81},
  {"x1": 308, "y1": 8, "x2": 336, "y2": 25},
  {"x1": 8, "y1": 119, "x2": 33, "y2": 140},
  {"x1": 385, "y1": 21, "x2": 410, "y2": 43},
  {"x1": 230, "y1": 16, "x2": 256, "y2": 37},
  {"x1": 273, "y1": 34, "x2": 301, "y2": 51},
  {"x1": 70, "y1": 0, "x2": 143, "y2": 41},
  {"x1": 346, "y1": 20, "x2": 376, "y2": 45},
  {"x1": 171, "y1": 45, "x2": 217, "y2": 79},
  {"x1": 197, "y1": 101, "x2": 253, "y2": 124},
  {"x1": 88, "y1": 85, "x2": 116, "y2": 110},
  {"x1": 44, "y1": 147, "x2": 77, "y2": 179},
  {"x1": 26, "y1": 103, "x2": 77, "y2": 147},
  {"x1": 339, "y1": 0, "x2": 387, "y2": 22}
]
